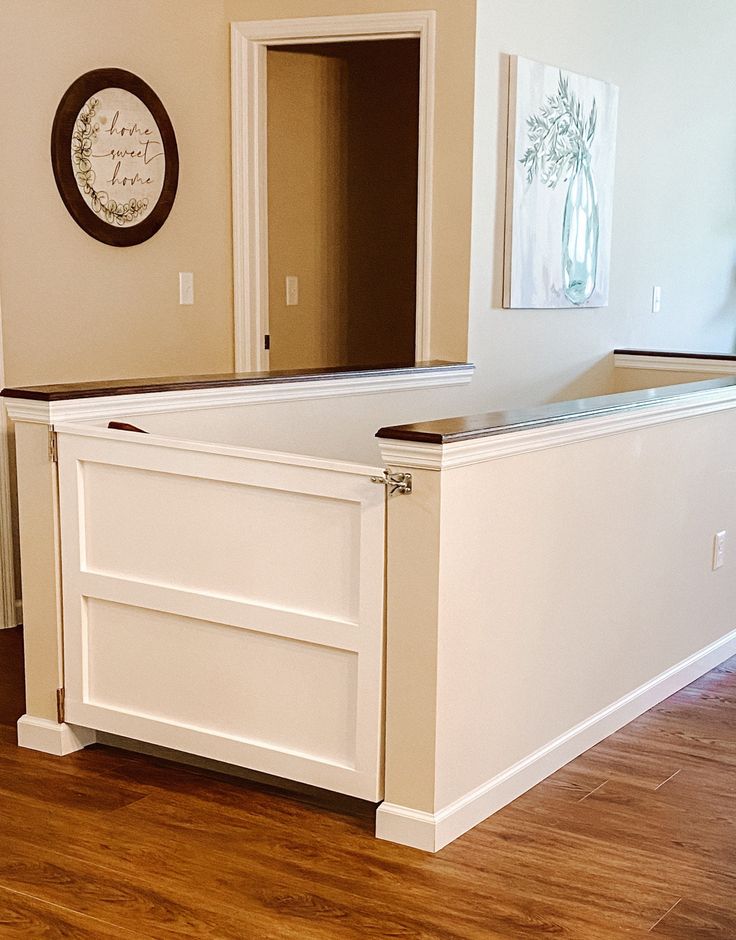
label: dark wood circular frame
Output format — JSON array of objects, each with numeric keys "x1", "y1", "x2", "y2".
[{"x1": 51, "y1": 68, "x2": 179, "y2": 247}]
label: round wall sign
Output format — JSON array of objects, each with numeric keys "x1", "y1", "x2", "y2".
[{"x1": 51, "y1": 68, "x2": 179, "y2": 247}]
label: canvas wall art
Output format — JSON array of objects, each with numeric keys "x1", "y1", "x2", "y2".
[{"x1": 504, "y1": 57, "x2": 618, "y2": 309}]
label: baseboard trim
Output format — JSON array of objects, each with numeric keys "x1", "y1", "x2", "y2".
[
  {"x1": 376, "y1": 628, "x2": 736, "y2": 852},
  {"x1": 17, "y1": 715, "x2": 97, "y2": 756},
  {"x1": 614, "y1": 352, "x2": 736, "y2": 375},
  {"x1": 375, "y1": 803, "x2": 438, "y2": 851}
]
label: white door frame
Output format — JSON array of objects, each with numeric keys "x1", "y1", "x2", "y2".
[
  {"x1": 0, "y1": 297, "x2": 18, "y2": 629},
  {"x1": 231, "y1": 12, "x2": 436, "y2": 373},
  {"x1": 0, "y1": 408, "x2": 16, "y2": 629}
]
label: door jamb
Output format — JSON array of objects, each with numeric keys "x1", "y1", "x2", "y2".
[{"x1": 0, "y1": 299, "x2": 19, "y2": 629}]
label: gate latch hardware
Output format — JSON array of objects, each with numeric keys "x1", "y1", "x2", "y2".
[{"x1": 370, "y1": 468, "x2": 412, "y2": 496}]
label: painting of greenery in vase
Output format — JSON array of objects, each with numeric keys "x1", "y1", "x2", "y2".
[{"x1": 504, "y1": 57, "x2": 618, "y2": 309}]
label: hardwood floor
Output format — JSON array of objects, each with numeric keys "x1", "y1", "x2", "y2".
[{"x1": 1, "y1": 626, "x2": 734, "y2": 939}]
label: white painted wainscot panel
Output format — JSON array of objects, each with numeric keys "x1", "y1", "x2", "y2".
[{"x1": 56, "y1": 428, "x2": 386, "y2": 801}]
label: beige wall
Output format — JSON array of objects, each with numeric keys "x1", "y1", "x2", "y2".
[
  {"x1": 612, "y1": 367, "x2": 730, "y2": 393},
  {"x1": 0, "y1": 0, "x2": 233, "y2": 387},
  {"x1": 267, "y1": 47, "x2": 349, "y2": 369},
  {"x1": 467, "y1": 0, "x2": 736, "y2": 410},
  {"x1": 2, "y1": 1, "x2": 736, "y2": 398},
  {"x1": 0, "y1": 0, "x2": 474, "y2": 384}
]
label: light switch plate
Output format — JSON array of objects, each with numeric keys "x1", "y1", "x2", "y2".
[
  {"x1": 286, "y1": 276, "x2": 299, "y2": 307},
  {"x1": 713, "y1": 530, "x2": 726, "y2": 570},
  {"x1": 179, "y1": 272, "x2": 194, "y2": 305},
  {"x1": 651, "y1": 285, "x2": 661, "y2": 313}
]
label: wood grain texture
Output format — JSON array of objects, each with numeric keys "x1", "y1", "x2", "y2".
[
  {"x1": 1, "y1": 626, "x2": 735, "y2": 938},
  {"x1": 0, "y1": 885, "x2": 141, "y2": 939}
]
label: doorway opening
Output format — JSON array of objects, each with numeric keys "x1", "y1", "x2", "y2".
[
  {"x1": 266, "y1": 39, "x2": 419, "y2": 371},
  {"x1": 231, "y1": 12, "x2": 436, "y2": 374}
]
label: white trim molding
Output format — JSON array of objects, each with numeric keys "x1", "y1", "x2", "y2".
[
  {"x1": 17, "y1": 715, "x2": 97, "y2": 756},
  {"x1": 379, "y1": 380, "x2": 736, "y2": 470},
  {"x1": 0, "y1": 293, "x2": 18, "y2": 631},
  {"x1": 231, "y1": 12, "x2": 436, "y2": 371},
  {"x1": 614, "y1": 352, "x2": 736, "y2": 375},
  {"x1": 4, "y1": 364, "x2": 473, "y2": 425},
  {"x1": 377, "y1": 626, "x2": 736, "y2": 852},
  {"x1": 0, "y1": 295, "x2": 18, "y2": 628},
  {"x1": 0, "y1": 400, "x2": 17, "y2": 628},
  {"x1": 56, "y1": 421, "x2": 383, "y2": 478}
]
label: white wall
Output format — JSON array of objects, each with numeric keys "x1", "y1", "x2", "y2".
[
  {"x1": 435, "y1": 407, "x2": 736, "y2": 807},
  {"x1": 466, "y1": 0, "x2": 736, "y2": 411}
]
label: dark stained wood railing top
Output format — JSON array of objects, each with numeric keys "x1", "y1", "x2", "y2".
[
  {"x1": 1, "y1": 361, "x2": 468, "y2": 401},
  {"x1": 377, "y1": 374, "x2": 736, "y2": 445},
  {"x1": 614, "y1": 348, "x2": 736, "y2": 361}
]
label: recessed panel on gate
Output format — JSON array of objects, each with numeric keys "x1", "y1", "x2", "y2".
[
  {"x1": 84, "y1": 598, "x2": 359, "y2": 766},
  {"x1": 80, "y1": 462, "x2": 361, "y2": 621}
]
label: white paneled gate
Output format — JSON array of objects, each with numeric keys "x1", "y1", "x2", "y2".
[{"x1": 56, "y1": 426, "x2": 386, "y2": 800}]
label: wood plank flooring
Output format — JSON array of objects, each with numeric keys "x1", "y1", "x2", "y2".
[{"x1": 1, "y1": 625, "x2": 734, "y2": 938}]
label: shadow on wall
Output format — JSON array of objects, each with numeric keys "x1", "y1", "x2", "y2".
[
  {"x1": 549, "y1": 355, "x2": 617, "y2": 402},
  {"x1": 713, "y1": 263, "x2": 736, "y2": 354}
]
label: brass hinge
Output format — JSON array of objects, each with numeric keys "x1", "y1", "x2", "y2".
[
  {"x1": 56, "y1": 687, "x2": 65, "y2": 724},
  {"x1": 370, "y1": 468, "x2": 413, "y2": 495},
  {"x1": 48, "y1": 427, "x2": 58, "y2": 463}
]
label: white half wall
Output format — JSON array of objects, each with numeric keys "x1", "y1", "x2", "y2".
[{"x1": 379, "y1": 401, "x2": 736, "y2": 849}]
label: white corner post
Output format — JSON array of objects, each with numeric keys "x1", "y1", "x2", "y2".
[
  {"x1": 0, "y1": 400, "x2": 17, "y2": 630},
  {"x1": 374, "y1": 446, "x2": 484, "y2": 852},
  {"x1": 6, "y1": 399, "x2": 96, "y2": 755},
  {"x1": 375, "y1": 457, "x2": 445, "y2": 851}
]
